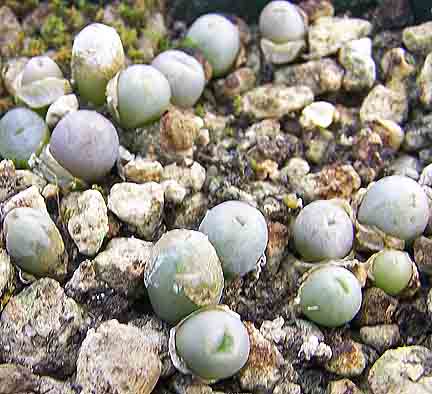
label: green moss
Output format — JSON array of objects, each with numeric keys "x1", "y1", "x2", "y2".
[
  {"x1": 21, "y1": 38, "x2": 47, "y2": 57},
  {"x1": 119, "y1": 2, "x2": 146, "y2": 27},
  {"x1": 41, "y1": 15, "x2": 70, "y2": 48},
  {"x1": 195, "y1": 104, "x2": 206, "y2": 118},
  {"x1": 4, "y1": 0, "x2": 39, "y2": 16},
  {"x1": 232, "y1": 95, "x2": 243, "y2": 116}
]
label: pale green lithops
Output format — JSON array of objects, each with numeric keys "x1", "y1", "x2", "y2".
[
  {"x1": 298, "y1": 265, "x2": 362, "y2": 327},
  {"x1": 107, "y1": 64, "x2": 171, "y2": 129},
  {"x1": 170, "y1": 305, "x2": 250, "y2": 382},
  {"x1": 151, "y1": 50, "x2": 206, "y2": 108},
  {"x1": 72, "y1": 23, "x2": 125, "y2": 106},
  {"x1": 357, "y1": 175, "x2": 430, "y2": 241},
  {"x1": 293, "y1": 200, "x2": 354, "y2": 262},
  {"x1": 0, "y1": 108, "x2": 49, "y2": 168},
  {"x1": 186, "y1": 14, "x2": 240, "y2": 77},
  {"x1": 144, "y1": 229, "x2": 224, "y2": 324},
  {"x1": 16, "y1": 56, "x2": 71, "y2": 110},
  {"x1": 368, "y1": 249, "x2": 414, "y2": 296},
  {"x1": 199, "y1": 201, "x2": 268, "y2": 278},
  {"x1": 259, "y1": 1, "x2": 306, "y2": 43},
  {"x1": 49, "y1": 110, "x2": 119, "y2": 183},
  {"x1": 3, "y1": 207, "x2": 67, "y2": 280}
]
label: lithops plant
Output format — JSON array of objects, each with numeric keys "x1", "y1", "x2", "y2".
[
  {"x1": 356, "y1": 175, "x2": 430, "y2": 243},
  {"x1": 72, "y1": 23, "x2": 125, "y2": 106},
  {"x1": 199, "y1": 200, "x2": 268, "y2": 278},
  {"x1": 293, "y1": 199, "x2": 354, "y2": 262},
  {"x1": 151, "y1": 49, "x2": 206, "y2": 108},
  {"x1": 144, "y1": 229, "x2": 224, "y2": 324},
  {"x1": 170, "y1": 305, "x2": 250, "y2": 382},
  {"x1": 49, "y1": 110, "x2": 119, "y2": 183},
  {"x1": 3, "y1": 207, "x2": 67, "y2": 280},
  {"x1": 186, "y1": 14, "x2": 240, "y2": 77},
  {"x1": 367, "y1": 249, "x2": 419, "y2": 296},
  {"x1": 106, "y1": 64, "x2": 171, "y2": 129},
  {"x1": 16, "y1": 56, "x2": 72, "y2": 111},
  {"x1": 0, "y1": 108, "x2": 49, "y2": 168},
  {"x1": 298, "y1": 265, "x2": 362, "y2": 327}
]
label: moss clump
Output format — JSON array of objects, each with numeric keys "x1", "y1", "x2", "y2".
[
  {"x1": 21, "y1": 38, "x2": 47, "y2": 57},
  {"x1": 4, "y1": 0, "x2": 39, "y2": 16},
  {"x1": 41, "y1": 15, "x2": 70, "y2": 48}
]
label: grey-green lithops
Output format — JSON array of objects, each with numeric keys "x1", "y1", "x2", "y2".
[
  {"x1": 144, "y1": 229, "x2": 224, "y2": 324},
  {"x1": 293, "y1": 200, "x2": 354, "y2": 262},
  {"x1": 3, "y1": 207, "x2": 67, "y2": 280},
  {"x1": 357, "y1": 175, "x2": 430, "y2": 241},
  {"x1": 21, "y1": 56, "x2": 63, "y2": 86},
  {"x1": 186, "y1": 14, "x2": 240, "y2": 77},
  {"x1": 171, "y1": 305, "x2": 250, "y2": 382},
  {"x1": 107, "y1": 64, "x2": 171, "y2": 129},
  {"x1": 298, "y1": 265, "x2": 362, "y2": 327},
  {"x1": 259, "y1": 0, "x2": 306, "y2": 43},
  {"x1": 198, "y1": 200, "x2": 268, "y2": 278},
  {"x1": 368, "y1": 249, "x2": 413, "y2": 296},
  {"x1": 50, "y1": 110, "x2": 119, "y2": 183},
  {"x1": 151, "y1": 50, "x2": 205, "y2": 108},
  {"x1": 72, "y1": 23, "x2": 125, "y2": 106},
  {"x1": 0, "y1": 108, "x2": 49, "y2": 168}
]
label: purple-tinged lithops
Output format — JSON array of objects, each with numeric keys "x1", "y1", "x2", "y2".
[
  {"x1": 170, "y1": 305, "x2": 250, "y2": 382},
  {"x1": 357, "y1": 175, "x2": 430, "y2": 241},
  {"x1": 4, "y1": 207, "x2": 67, "y2": 280},
  {"x1": 199, "y1": 200, "x2": 268, "y2": 278},
  {"x1": 0, "y1": 107, "x2": 49, "y2": 168},
  {"x1": 298, "y1": 265, "x2": 362, "y2": 327},
  {"x1": 186, "y1": 14, "x2": 240, "y2": 77},
  {"x1": 72, "y1": 23, "x2": 125, "y2": 106},
  {"x1": 21, "y1": 56, "x2": 63, "y2": 86},
  {"x1": 152, "y1": 50, "x2": 206, "y2": 108},
  {"x1": 107, "y1": 64, "x2": 171, "y2": 129},
  {"x1": 50, "y1": 110, "x2": 119, "y2": 183},
  {"x1": 293, "y1": 199, "x2": 354, "y2": 262},
  {"x1": 144, "y1": 229, "x2": 224, "y2": 324}
]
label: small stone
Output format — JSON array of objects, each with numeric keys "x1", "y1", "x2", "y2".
[
  {"x1": 168, "y1": 374, "x2": 214, "y2": 394},
  {"x1": 166, "y1": 192, "x2": 208, "y2": 230},
  {"x1": 162, "y1": 162, "x2": 206, "y2": 193},
  {"x1": 368, "y1": 346, "x2": 432, "y2": 394},
  {"x1": 356, "y1": 287, "x2": 398, "y2": 326},
  {"x1": 76, "y1": 319, "x2": 161, "y2": 394},
  {"x1": 418, "y1": 53, "x2": 432, "y2": 109},
  {"x1": 261, "y1": 38, "x2": 306, "y2": 65},
  {"x1": 239, "y1": 322, "x2": 285, "y2": 392},
  {"x1": 0, "y1": 7, "x2": 23, "y2": 57},
  {"x1": 360, "y1": 84, "x2": 408, "y2": 124},
  {"x1": 265, "y1": 222, "x2": 290, "y2": 274},
  {"x1": 122, "y1": 158, "x2": 163, "y2": 183},
  {"x1": 388, "y1": 155, "x2": 422, "y2": 180},
  {"x1": 413, "y1": 236, "x2": 432, "y2": 275},
  {"x1": 299, "y1": 0, "x2": 334, "y2": 23},
  {"x1": 403, "y1": 21, "x2": 432, "y2": 55},
  {"x1": 0, "y1": 278, "x2": 86, "y2": 376},
  {"x1": 161, "y1": 180, "x2": 188, "y2": 205},
  {"x1": 275, "y1": 58, "x2": 344, "y2": 95},
  {"x1": 2, "y1": 185, "x2": 47, "y2": 217},
  {"x1": 15, "y1": 169, "x2": 47, "y2": 193},
  {"x1": 360, "y1": 324, "x2": 401, "y2": 352},
  {"x1": 298, "y1": 334, "x2": 332, "y2": 362},
  {"x1": 0, "y1": 160, "x2": 17, "y2": 203},
  {"x1": 62, "y1": 190, "x2": 108, "y2": 256},
  {"x1": 326, "y1": 379, "x2": 363, "y2": 394},
  {"x1": 108, "y1": 182, "x2": 164, "y2": 240},
  {"x1": 1, "y1": 57, "x2": 27, "y2": 97},
  {"x1": 274, "y1": 381, "x2": 302, "y2": 394},
  {"x1": 46, "y1": 94, "x2": 79, "y2": 129},
  {"x1": 381, "y1": 48, "x2": 416, "y2": 94},
  {"x1": 308, "y1": 17, "x2": 372, "y2": 58},
  {"x1": 240, "y1": 85, "x2": 314, "y2": 119},
  {"x1": 369, "y1": 119, "x2": 404, "y2": 151},
  {"x1": 0, "y1": 249, "x2": 14, "y2": 311},
  {"x1": 214, "y1": 67, "x2": 256, "y2": 99},
  {"x1": 339, "y1": 38, "x2": 376, "y2": 92},
  {"x1": 300, "y1": 101, "x2": 336, "y2": 129},
  {"x1": 325, "y1": 340, "x2": 367, "y2": 377}
]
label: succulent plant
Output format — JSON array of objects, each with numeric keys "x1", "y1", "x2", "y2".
[
  {"x1": 144, "y1": 229, "x2": 224, "y2": 324},
  {"x1": 151, "y1": 50, "x2": 206, "y2": 108},
  {"x1": 259, "y1": 1, "x2": 306, "y2": 44},
  {"x1": 298, "y1": 265, "x2": 362, "y2": 327},
  {"x1": 50, "y1": 110, "x2": 119, "y2": 183},
  {"x1": 72, "y1": 23, "x2": 125, "y2": 106},
  {"x1": 170, "y1": 305, "x2": 250, "y2": 382},
  {"x1": 199, "y1": 200, "x2": 268, "y2": 278},
  {"x1": 186, "y1": 14, "x2": 240, "y2": 77},
  {"x1": 0, "y1": 107, "x2": 49, "y2": 168},
  {"x1": 3, "y1": 207, "x2": 67, "y2": 280},
  {"x1": 293, "y1": 200, "x2": 354, "y2": 262},
  {"x1": 357, "y1": 175, "x2": 430, "y2": 241},
  {"x1": 21, "y1": 56, "x2": 63, "y2": 86},
  {"x1": 106, "y1": 64, "x2": 171, "y2": 129},
  {"x1": 368, "y1": 249, "x2": 414, "y2": 296}
]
